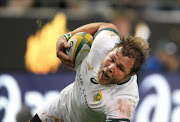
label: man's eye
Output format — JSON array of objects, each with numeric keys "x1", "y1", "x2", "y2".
[
  {"x1": 111, "y1": 57, "x2": 115, "y2": 62},
  {"x1": 118, "y1": 66, "x2": 123, "y2": 71}
]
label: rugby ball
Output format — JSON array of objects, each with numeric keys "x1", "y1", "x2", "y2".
[{"x1": 66, "y1": 32, "x2": 93, "y2": 70}]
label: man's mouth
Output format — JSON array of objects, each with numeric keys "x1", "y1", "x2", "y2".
[{"x1": 101, "y1": 70, "x2": 110, "y2": 80}]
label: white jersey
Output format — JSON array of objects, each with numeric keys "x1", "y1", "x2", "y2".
[{"x1": 38, "y1": 29, "x2": 139, "y2": 122}]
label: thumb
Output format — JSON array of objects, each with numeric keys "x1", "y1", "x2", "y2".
[{"x1": 64, "y1": 42, "x2": 71, "y2": 48}]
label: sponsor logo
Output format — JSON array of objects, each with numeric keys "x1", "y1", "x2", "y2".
[
  {"x1": 46, "y1": 114, "x2": 63, "y2": 122},
  {"x1": 86, "y1": 61, "x2": 93, "y2": 71},
  {"x1": 90, "y1": 77, "x2": 98, "y2": 84}
]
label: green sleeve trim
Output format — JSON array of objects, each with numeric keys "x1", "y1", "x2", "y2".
[
  {"x1": 106, "y1": 118, "x2": 130, "y2": 122},
  {"x1": 94, "y1": 28, "x2": 119, "y2": 39},
  {"x1": 117, "y1": 77, "x2": 131, "y2": 85},
  {"x1": 62, "y1": 35, "x2": 68, "y2": 40}
]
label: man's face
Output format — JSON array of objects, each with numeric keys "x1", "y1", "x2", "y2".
[{"x1": 97, "y1": 47, "x2": 135, "y2": 85}]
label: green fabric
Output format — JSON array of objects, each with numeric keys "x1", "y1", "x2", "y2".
[
  {"x1": 107, "y1": 118, "x2": 130, "y2": 122},
  {"x1": 74, "y1": 37, "x2": 91, "y2": 63},
  {"x1": 94, "y1": 28, "x2": 119, "y2": 39},
  {"x1": 117, "y1": 77, "x2": 131, "y2": 85}
]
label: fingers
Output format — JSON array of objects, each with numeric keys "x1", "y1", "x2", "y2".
[
  {"x1": 63, "y1": 42, "x2": 71, "y2": 49},
  {"x1": 56, "y1": 35, "x2": 74, "y2": 69},
  {"x1": 57, "y1": 51, "x2": 73, "y2": 62},
  {"x1": 56, "y1": 36, "x2": 68, "y2": 49},
  {"x1": 56, "y1": 36, "x2": 71, "y2": 53},
  {"x1": 62, "y1": 60, "x2": 74, "y2": 70},
  {"x1": 57, "y1": 51, "x2": 74, "y2": 68}
]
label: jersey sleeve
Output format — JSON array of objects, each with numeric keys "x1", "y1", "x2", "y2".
[
  {"x1": 86, "y1": 28, "x2": 120, "y2": 69},
  {"x1": 92, "y1": 28, "x2": 120, "y2": 54},
  {"x1": 93, "y1": 28, "x2": 119, "y2": 39},
  {"x1": 104, "y1": 98, "x2": 137, "y2": 122}
]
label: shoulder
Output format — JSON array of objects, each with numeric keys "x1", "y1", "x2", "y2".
[
  {"x1": 91, "y1": 28, "x2": 120, "y2": 53},
  {"x1": 94, "y1": 28, "x2": 119, "y2": 40},
  {"x1": 115, "y1": 75, "x2": 139, "y2": 103},
  {"x1": 105, "y1": 98, "x2": 137, "y2": 121}
]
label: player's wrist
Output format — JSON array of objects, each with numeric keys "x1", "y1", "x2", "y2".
[{"x1": 61, "y1": 32, "x2": 72, "y2": 40}]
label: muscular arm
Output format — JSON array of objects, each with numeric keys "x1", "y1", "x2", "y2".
[
  {"x1": 71, "y1": 22, "x2": 119, "y2": 36},
  {"x1": 56, "y1": 22, "x2": 118, "y2": 69}
]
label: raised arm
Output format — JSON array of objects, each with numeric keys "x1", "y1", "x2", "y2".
[
  {"x1": 56, "y1": 22, "x2": 118, "y2": 69},
  {"x1": 70, "y1": 22, "x2": 118, "y2": 36}
]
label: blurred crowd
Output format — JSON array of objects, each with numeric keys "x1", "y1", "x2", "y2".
[
  {"x1": 110, "y1": 9, "x2": 180, "y2": 73},
  {"x1": 0, "y1": 1, "x2": 179, "y2": 122},
  {"x1": 0, "y1": 0, "x2": 179, "y2": 73}
]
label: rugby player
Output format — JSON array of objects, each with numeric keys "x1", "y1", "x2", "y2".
[{"x1": 31, "y1": 22, "x2": 149, "y2": 122}]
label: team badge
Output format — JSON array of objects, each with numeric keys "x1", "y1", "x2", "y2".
[{"x1": 94, "y1": 92, "x2": 103, "y2": 101}]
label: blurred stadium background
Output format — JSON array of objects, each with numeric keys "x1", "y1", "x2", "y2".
[{"x1": 0, "y1": 0, "x2": 180, "y2": 122}]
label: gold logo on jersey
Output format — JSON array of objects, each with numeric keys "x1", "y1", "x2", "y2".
[
  {"x1": 94, "y1": 92, "x2": 103, "y2": 101},
  {"x1": 43, "y1": 112, "x2": 63, "y2": 122},
  {"x1": 86, "y1": 61, "x2": 93, "y2": 71}
]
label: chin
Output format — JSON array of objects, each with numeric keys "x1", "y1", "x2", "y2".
[
  {"x1": 99, "y1": 81, "x2": 109, "y2": 85},
  {"x1": 97, "y1": 70, "x2": 110, "y2": 85},
  {"x1": 98, "y1": 79, "x2": 110, "y2": 85}
]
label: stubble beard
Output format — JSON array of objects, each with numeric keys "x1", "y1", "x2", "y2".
[
  {"x1": 97, "y1": 67, "x2": 104, "y2": 84},
  {"x1": 97, "y1": 64, "x2": 129, "y2": 85},
  {"x1": 97, "y1": 64, "x2": 114, "y2": 85}
]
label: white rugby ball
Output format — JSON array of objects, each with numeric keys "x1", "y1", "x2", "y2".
[{"x1": 66, "y1": 32, "x2": 93, "y2": 70}]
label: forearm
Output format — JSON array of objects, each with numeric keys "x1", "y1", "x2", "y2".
[
  {"x1": 57, "y1": 22, "x2": 118, "y2": 69},
  {"x1": 71, "y1": 22, "x2": 118, "y2": 36}
]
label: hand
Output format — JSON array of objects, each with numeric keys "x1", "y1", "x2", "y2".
[{"x1": 56, "y1": 36, "x2": 74, "y2": 70}]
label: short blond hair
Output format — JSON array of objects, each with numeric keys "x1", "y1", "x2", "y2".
[{"x1": 115, "y1": 35, "x2": 149, "y2": 73}]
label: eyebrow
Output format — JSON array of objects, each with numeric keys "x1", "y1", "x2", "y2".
[
  {"x1": 115, "y1": 49, "x2": 119, "y2": 57},
  {"x1": 118, "y1": 64, "x2": 126, "y2": 72},
  {"x1": 114, "y1": 53, "x2": 127, "y2": 73}
]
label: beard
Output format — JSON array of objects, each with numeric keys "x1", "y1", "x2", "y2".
[
  {"x1": 97, "y1": 64, "x2": 114, "y2": 85},
  {"x1": 97, "y1": 66, "x2": 104, "y2": 84},
  {"x1": 97, "y1": 64, "x2": 107, "y2": 85}
]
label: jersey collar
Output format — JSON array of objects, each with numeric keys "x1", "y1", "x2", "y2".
[{"x1": 117, "y1": 77, "x2": 131, "y2": 85}]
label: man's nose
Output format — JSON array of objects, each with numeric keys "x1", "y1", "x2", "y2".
[{"x1": 107, "y1": 63, "x2": 115, "y2": 74}]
